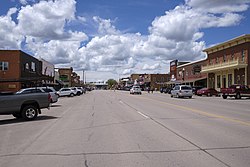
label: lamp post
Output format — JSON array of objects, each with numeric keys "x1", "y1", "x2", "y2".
[{"x1": 182, "y1": 68, "x2": 185, "y2": 81}]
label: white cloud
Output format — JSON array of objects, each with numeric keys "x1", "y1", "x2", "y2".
[
  {"x1": 19, "y1": 0, "x2": 28, "y2": 5},
  {"x1": 0, "y1": 0, "x2": 250, "y2": 81},
  {"x1": 142, "y1": 63, "x2": 161, "y2": 70},
  {"x1": 0, "y1": 8, "x2": 23, "y2": 49},
  {"x1": 122, "y1": 69, "x2": 133, "y2": 75},
  {"x1": 77, "y1": 16, "x2": 87, "y2": 23},
  {"x1": 93, "y1": 16, "x2": 120, "y2": 35},
  {"x1": 16, "y1": 0, "x2": 76, "y2": 40},
  {"x1": 186, "y1": 0, "x2": 250, "y2": 13}
]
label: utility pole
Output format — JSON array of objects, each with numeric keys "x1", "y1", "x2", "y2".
[{"x1": 82, "y1": 70, "x2": 85, "y2": 84}]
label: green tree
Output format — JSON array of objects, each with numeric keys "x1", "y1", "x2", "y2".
[{"x1": 106, "y1": 79, "x2": 117, "y2": 89}]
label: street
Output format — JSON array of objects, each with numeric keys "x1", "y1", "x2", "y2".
[{"x1": 0, "y1": 90, "x2": 250, "y2": 167}]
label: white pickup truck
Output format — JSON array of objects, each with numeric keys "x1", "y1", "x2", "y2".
[{"x1": 0, "y1": 92, "x2": 51, "y2": 120}]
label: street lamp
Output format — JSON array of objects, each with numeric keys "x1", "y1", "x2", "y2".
[{"x1": 182, "y1": 68, "x2": 185, "y2": 81}]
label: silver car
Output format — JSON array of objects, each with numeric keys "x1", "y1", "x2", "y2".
[
  {"x1": 57, "y1": 88, "x2": 75, "y2": 97},
  {"x1": 130, "y1": 86, "x2": 142, "y2": 95},
  {"x1": 171, "y1": 85, "x2": 193, "y2": 98}
]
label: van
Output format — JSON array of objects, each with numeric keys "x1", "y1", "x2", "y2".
[{"x1": 171, "y1": 85, "x2": 193, "y2": 98}]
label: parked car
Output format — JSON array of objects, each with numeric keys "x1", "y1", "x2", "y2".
[
  {"x1": 77, "y1": 87, "x2": 86, "y2": 94},
  {"x1": 70, "y1": 87, "x2": 82, "y2": 96},
  {"x1": 40, "y1": 87, "x2": 58, "y2": 103},
  {"x1": 0, "y1": 91, "x2": 51, "y2": 120},
  {"x1": 220, "y1": 84, "x2": 250, "y2": 99},
  {"x1": 171, "y1": 85, "x2": 193, "y2": 98},
  {"x1": 130, "y1": 86, "x2": 142, "y2": 95},
  {"x1": 196, "y1": 88, "x2": 219, "y2": 96},
  {"x1": 57, "y1": 88, "x2": 75, "y2": 97},
  {"x1": 192, "y1": 86, "x2": 203, "y2": 95},
  {"x1": 160, "y1": 87, "x2": 171, "y2": 94},
  {"x1": 16, "y1": 87, "x2": 58, "y2": 103}
]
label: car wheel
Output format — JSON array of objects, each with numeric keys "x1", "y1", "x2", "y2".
[
  {"x1": 176, "y1": 94, "x2": 179, "y2": 98},
  {"x1": 70, "y1": 93, "x2": 74, "y2": 97},
  {"x1": 12, "y1": 113, "x2": 22, "y2": 119},
  {"x1": 236, "y1": 93, "x2": 241, "y2": 99},
  {"x1": 207, "y1": 93, "x2": 211, "y2": 97},
  {"x1": 189, "y1": 96, "x2": 192, "y2": 99},
  {"x1": 222, "y1": 95, "x2": 227, "y2": 99},
  {"x1": 170, "y1": 95, "x2": 173, "y2": 98},
  {"x1": 21, "y1": 105, "x2": 38, "y2": 121}
]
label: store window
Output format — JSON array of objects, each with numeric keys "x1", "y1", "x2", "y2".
[
  {"x1": 217, "y1": 75, "x2": 221, "y2": 88},
  {"x1": 241, "y1": 50, "x2": 245, "y2": 62},
  {"x1": 231, "y1": 50, "x2": 234, "y2": 61},
  {"x1": 31, "y1": 62, "x2": 36, "y2": 71},
  {"x1": 216, "y1": 57, "x2": 219, "y2": 64},
  {"x1": 223, "y1": 54, "x2": 226, "y2": 62},
  {"x1": 25, "y1": 63, "x2": 29, "y2": 70},
  {"x1": 0, "y1": 61, "x2": 9, "y2": 71},
  {"x1": 241, "y1": 75, "x2": 245, "y2": 85}
]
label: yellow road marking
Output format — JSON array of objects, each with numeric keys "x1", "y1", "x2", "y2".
[{"x1": 137, "y1": 96, "x2": 250, "y2": 126}]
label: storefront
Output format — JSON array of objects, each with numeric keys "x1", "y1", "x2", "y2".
[{"x1": 201, "y1": 34, "x2": 250, "y2": 91}]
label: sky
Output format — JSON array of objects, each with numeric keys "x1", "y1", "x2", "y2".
[{"x1": 0, "y1": 0, "x2": 250, "y2": 82}]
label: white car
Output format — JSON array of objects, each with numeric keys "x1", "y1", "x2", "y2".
[
  {"x1": 130, "y1": 86, "x2": 142, "y2": 95},
  {"x1": 70, "y1": 87, "x2": 82, "y2": 96},
  {"x1": 57, "y1": 88, "x2": 75, "y2": 97},
  {"x1": 171, "y1": 85, "x2": 193, "y2": 98}
]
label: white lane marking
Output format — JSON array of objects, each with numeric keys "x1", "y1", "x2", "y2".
[{"x1": 137, "y1": 111, "x2": 149, "y2": 119}]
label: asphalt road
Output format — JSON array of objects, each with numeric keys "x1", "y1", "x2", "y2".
[{"x1": 0, "y1": 90, "x2": 249, "y2": 167}]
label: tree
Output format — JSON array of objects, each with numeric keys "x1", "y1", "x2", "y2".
[{"x1": 106, "y1": 79, "x2": 117, "y2": 89}]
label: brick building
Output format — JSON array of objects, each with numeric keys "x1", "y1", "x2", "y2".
[
  {"x1": 131, "y1": 73, "x2": 170, "y2": 90},
  {"x1": 0, "y1": 50, "x2": 44, "y2": 92},
  {"x1": 176, "y1": 59, "x2": 208, "y2": 87},
  {"x1": 58, "y1": 67, "x2": 73, "y2": 87},
  {"x1": 201, "y1": 34, "x2": 250, "y2": 91}
]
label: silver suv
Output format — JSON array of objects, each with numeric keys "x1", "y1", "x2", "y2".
[{"x1": 171, "y1": 85, "x2": 193, "y2": 98}]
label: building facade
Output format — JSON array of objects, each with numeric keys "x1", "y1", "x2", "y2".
[
  {"x1": 40, "y1": 58, "x2": 55, "y2": 84},
  {"x1": 201, "y1": 34, "x2": 250, "y2": 91},
  {"x1": 176, "y1": 60, "x2": 208, "y2": 87},
  {"x1": 58, "y1": 67, "x2": 73, "y2": 87},
  {"x1": 131, "y1": 73, "x2": 170, "y2": 90},
  {"x1": 0, "y1": 50, "x2": 43, "y2": 92}
]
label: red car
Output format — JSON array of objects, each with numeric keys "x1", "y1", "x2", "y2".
[{"x1": 196, "y1": 88, "x2": 219, "y2": 96}]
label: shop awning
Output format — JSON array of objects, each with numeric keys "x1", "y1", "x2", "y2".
[{"x1": 181, "y1": 76, "x2": 207, "y2": 84}]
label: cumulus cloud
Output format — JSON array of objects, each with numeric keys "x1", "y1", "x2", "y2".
[
  {"x1": 16, "y1": 0, "x2": 77, "y2": 40},
  {"x1": 142, "y1": 63, "x2": 161, "y2": 70},
  {"x1": 19, "y1": 0, "x2": 28, "y2": 5},
  {"x1": 0, "y1": 0, "x2": 250, "y2": 81},
  {"x1": 93, "y1": 16, "x2": 120, "y2": 35},
  {"x1": 0, "y1": 8, "x2": 23, "y2": 49},
  {"x1": 186, "y1": 0, "x2": 250, "y2": 13}
]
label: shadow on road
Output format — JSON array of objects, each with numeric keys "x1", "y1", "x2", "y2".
[{"x1": 0, "y1": 115, "x2": 58, "y2": 126}]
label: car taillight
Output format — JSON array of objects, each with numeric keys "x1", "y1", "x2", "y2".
[{"x1": 48, "y1": 94, "x2": 51, "y2": 102}]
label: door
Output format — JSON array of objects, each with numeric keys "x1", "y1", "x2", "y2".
[{"x1": 222, "y1": 75, "x2": 226, "y2": 88}]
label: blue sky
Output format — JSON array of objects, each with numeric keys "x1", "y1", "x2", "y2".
[{"x1": 0, "y1": 0, "x2": 250, "y2": 82}]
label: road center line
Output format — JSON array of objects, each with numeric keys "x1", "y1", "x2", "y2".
[
  {"x1": 137, "y1": 96, "x2": 250, "y2": 126},
  {"x1": 137, "y1": 111, "x2": 149, "y2": 119}
]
